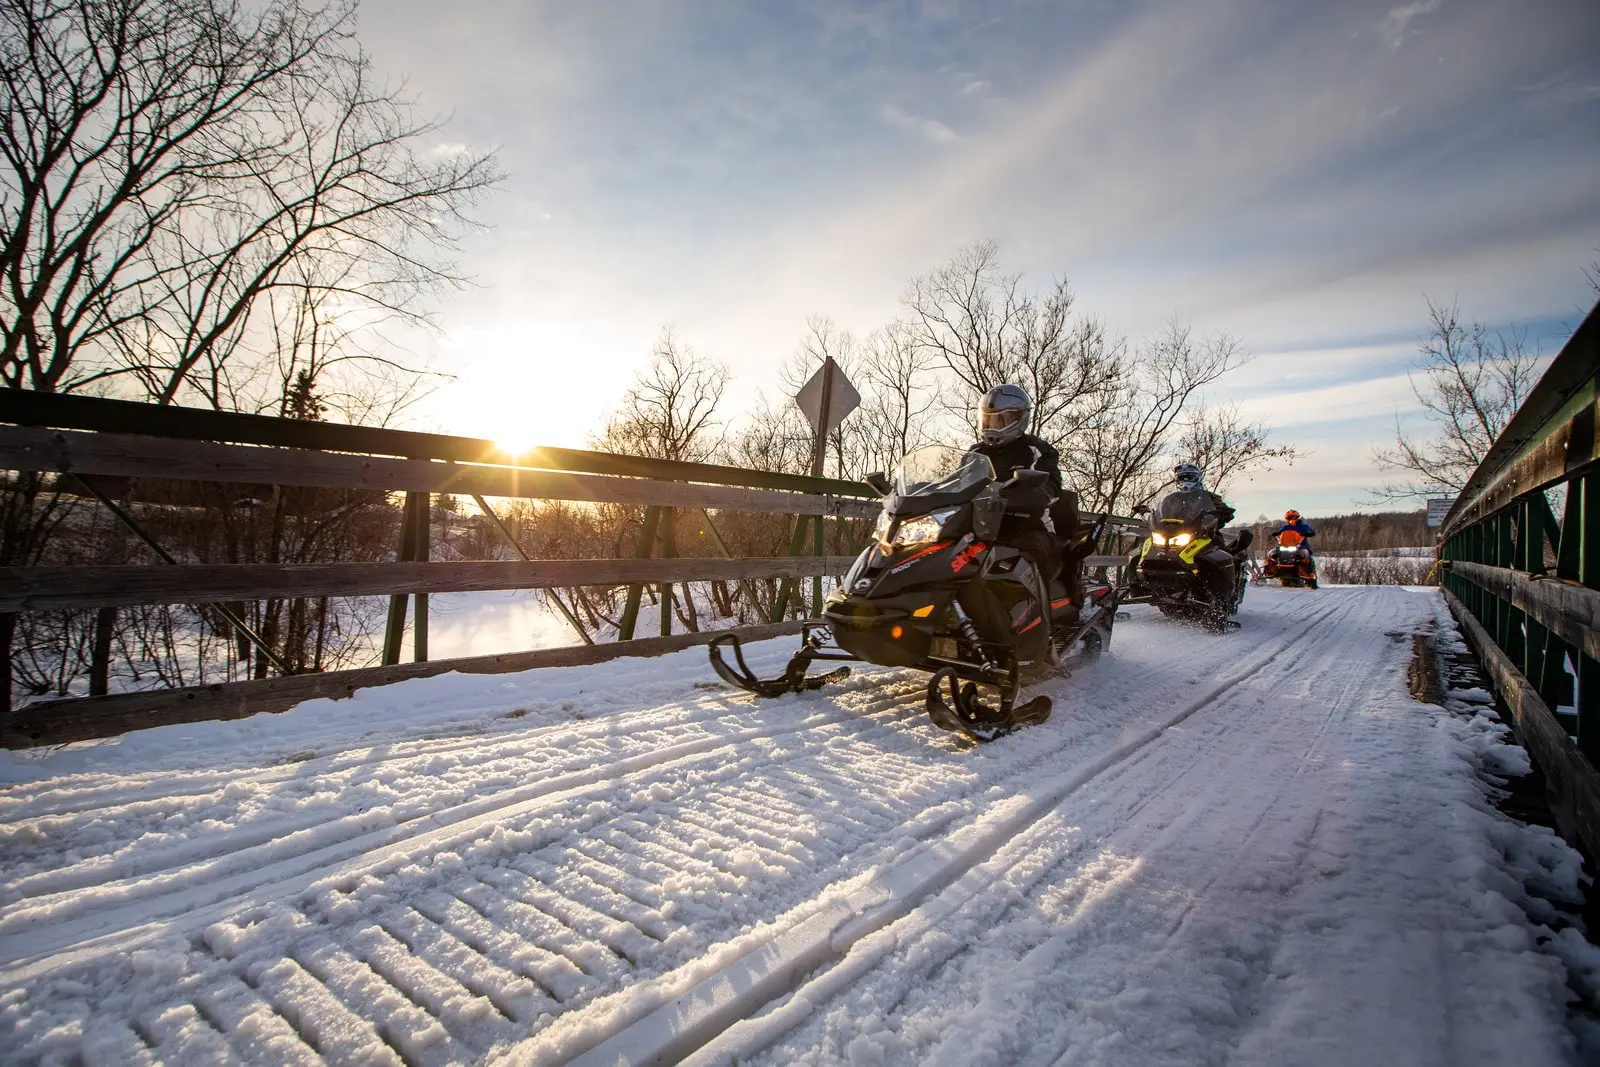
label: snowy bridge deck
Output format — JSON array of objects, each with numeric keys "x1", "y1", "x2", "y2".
[{"x1": 0, "y1": 587, "x2": 1582, "y2": 1066}]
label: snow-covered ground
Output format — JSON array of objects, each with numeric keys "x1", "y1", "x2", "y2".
[{"x1": 0, "y1": 586, "x2": 1593, "y2": 1065}]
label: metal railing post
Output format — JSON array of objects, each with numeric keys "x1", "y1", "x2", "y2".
[
  {"x1": 414, "y1": 491, "x2": 431, "y2": 662},
  {"x1": 618, "y1": 506, "x2": 662, "y2": 641},
  {"x1": 659, "y1": 507, "x2": 676, "y2": 638},
  {"x1": 769, "y1": 514, "x2": 812, "y2": 623},
  {"x1": 382, "y1": 492, "x2": 421, "y2": 665}
]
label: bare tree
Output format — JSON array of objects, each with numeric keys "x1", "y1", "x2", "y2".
[
  {"x1": 846, "y1": 321, "x2": 947, "y2": 479},
  {"x1": 596, "y1": 329, "x2": 729, "y2": 463},
  {"x1": 1174, "y1": 404, "x2": 1299, "y2": 498},
  {"x1": 902, "y1": 240, "x2": 1120, "y2": 441},
  {"x1": 1372, "y1": 299, "x2": 1544, "y2": 500},
  {"x1": 1584, "y1": 251, "x2": 1600, "y2": 300},
  {"x1": 1064, "y1": 320, "x2": 1249, "y2": 515},
  {"x1": 0, "y1": 0, "x2": 500, "y2": 401}
]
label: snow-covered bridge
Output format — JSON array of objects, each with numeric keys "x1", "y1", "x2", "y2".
[{"x1": 1, "y1": 585, "x2": 1587, "y2": 1066}]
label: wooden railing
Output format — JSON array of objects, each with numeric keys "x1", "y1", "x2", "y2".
[
  {"x1": 0, "y1": 392, "x2": 877, "y2": 745},
  {"x1": 0, "y1": 391, "x2": 1147, "y2": 746},
  {"x1": 1436, "y1": 298, "x2": 1600, "y2": 857}
]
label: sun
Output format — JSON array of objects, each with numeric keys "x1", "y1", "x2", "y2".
[{"x1": 492, "y1": 429, "x2": 542, "y2": 458}]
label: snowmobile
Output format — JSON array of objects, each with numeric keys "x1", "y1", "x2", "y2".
[
  {"x1": 1122, "y1": 493, "x2": 1251, "y2": 631},
  {"x1": 709, "y1": 445, "x2": 1118, "y2": 742},
  {"x1": 1261, "y1": 529, "x2": 1319, "y2": 588}
]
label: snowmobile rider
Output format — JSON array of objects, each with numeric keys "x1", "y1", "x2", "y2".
[
  {"x1": 1275, "y1": 510, "x2": 1316, "y2": 554},
  {"x1": 1160, "y1": 464, "x2": 1247, "y2": 605},
  {"x1": 966, "y1": 384, "x2": 1084, "y2": 597}
]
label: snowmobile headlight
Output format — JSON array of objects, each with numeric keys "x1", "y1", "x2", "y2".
[
  {"x1": 873, "y1": 509, "x2": 893, "y2": 546},
  {"x1": 1150, "y1": 532, "x2": 1167, "y2": 546},
  {"x1": 1169, "y1": 532, "x2": 1193, "y2": 547},
  {"x1": 893, "y1": 507, "x2": 959, "y2": 547}
]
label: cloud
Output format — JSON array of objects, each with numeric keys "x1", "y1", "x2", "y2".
[
  {"x1": 1380, "y1": 0, "x2": 1441, "y2": 49},
  {"x1": 350, "y1": 0, "x2": 1599, "y2": 512},
  {"x1": 879, "y1": 103, "x2": 959, "y2": 144},
  {"x1": 1515, "y1": 67, "x2": 1600, "y2": 107},
  {"x1": 1232, "y1": 372, "x2": 1418, "y2": 429}
]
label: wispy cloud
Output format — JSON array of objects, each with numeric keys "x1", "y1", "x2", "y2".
[
  {"x1": 1380, "y1": 0, "x2": 1442, "y2": 49},
  {"x1": 351, "y1": 0, "x2": 1600, "y2": 510},
  {"x1": 878, "y1": 103, "x2": 959, "y2": 144}
]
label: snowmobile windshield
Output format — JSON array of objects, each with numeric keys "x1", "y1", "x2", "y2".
[
  {"x1": 1155, "y1": 489, "x2": 1215, "y2": 525},
  {"x1": 893, "y1": 446, "x2": 995, "y2": 500}
]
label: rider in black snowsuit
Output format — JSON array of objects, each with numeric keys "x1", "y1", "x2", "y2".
[
  {"x1": 1159, "y1": 463, "x2": 1248, "y2": 606},
  {"x1": 967, "y1": 384, "x2": 1083, "y2": 598}
]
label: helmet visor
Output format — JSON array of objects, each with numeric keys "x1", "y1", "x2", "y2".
[{"x1": 980, "y1": 408, "x2": 1023, "y2": 433}]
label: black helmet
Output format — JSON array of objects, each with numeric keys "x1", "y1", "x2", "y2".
[
  {"x1": 978, "y1": 384, "x2": 1031, "y2": 445},
  {"x1": 1173, "y1": 463, "x2": 1204, "y2": 492}
]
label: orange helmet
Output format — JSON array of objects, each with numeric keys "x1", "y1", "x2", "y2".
[{"x1": 1285, "y1": 509, "x2": 1301, "y2": 522}]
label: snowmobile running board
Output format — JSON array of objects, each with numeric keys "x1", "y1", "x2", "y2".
[{"x1": 708, "y1": 623, "x2": 852, "y2": 697}]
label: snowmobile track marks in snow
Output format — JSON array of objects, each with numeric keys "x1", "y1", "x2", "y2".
[
  {"x1": 513, "y1": 598, "x2": 1355, "y2": 1065},
  {"x1": 0, "y1": 591, "x2": 1414, "y2": 1066}
]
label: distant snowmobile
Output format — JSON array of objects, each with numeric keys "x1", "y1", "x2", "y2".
[
  {"x1": 1122, "y1": 493, "x2": 1251, "y2": 631},
  {"x1": 709, "y1": 445, "x2": 1118, "y2": 742},
  {"x1": 1262, "y1": 529, "x2": 1319, "y2": 588}
]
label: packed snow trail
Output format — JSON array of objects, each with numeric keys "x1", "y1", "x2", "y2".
[{"x1": 0, "y1": 587, "x2": 1586, "y2": 1065}]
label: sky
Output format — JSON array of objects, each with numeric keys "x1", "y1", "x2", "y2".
[{"x1": 353, "y1": 0, "x2": 1600, "y2": 518}]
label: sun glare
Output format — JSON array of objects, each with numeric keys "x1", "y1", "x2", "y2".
[{"x1": 493, "y1": 430, "x2": 541, "y2": 458}]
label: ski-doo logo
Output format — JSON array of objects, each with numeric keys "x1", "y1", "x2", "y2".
[{"x1": 950, "y1": 541, "x2": 986, "y2": 572}]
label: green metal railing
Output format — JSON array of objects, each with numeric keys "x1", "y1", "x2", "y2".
[{"x1": 1436, "y1": 298, "x2": 1600, "y2": 855}]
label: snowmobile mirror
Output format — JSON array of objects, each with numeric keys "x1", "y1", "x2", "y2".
[
  {"x1": 863, "y1": 472, "x2": 891, "y2": 496},
  {"x1": 1002, "y1": 469, "x2": 1049, "y2": 488},
  {"x1": 1131, "y1": 503, "x2": 1151, "y2": 516}
]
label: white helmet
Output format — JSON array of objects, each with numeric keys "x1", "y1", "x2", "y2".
[
  {"x1": 1173, "y1": 463, "x2": 1205, "y2": 492},
  {"x1": 978, "y1": 384, "x2": 1031, "y2": 445}
]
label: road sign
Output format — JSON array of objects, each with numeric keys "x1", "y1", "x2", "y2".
[
  {"x1": 1426, "y1": 497, "x2": 1453, "y2": 527},
  {"x1": 794, "y1": 358, "x2": 860, "y2": 438}
]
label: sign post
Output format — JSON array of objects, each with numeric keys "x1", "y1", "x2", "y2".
[
  {"x1": 772, "y1": 358, "x2": 861, "y2": 620},
  {"x1": 1427, "y1": 497, "x2": 1453, "y2": 529}
]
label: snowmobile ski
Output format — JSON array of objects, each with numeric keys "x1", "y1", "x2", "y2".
[{"x1": 708, "y1": 623, "x2": 852, "y2": 697}]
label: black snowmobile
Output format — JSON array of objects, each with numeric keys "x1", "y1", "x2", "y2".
[
  {"x1": 709, "y1": 445, "x2": 1118, "y2": 742},
  {"x1": 1123, "y1": 491, "x2": 1251, "y2": 631}
]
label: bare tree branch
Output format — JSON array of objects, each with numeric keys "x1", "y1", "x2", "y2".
[
  {"x1": 0, "y1": 0, "x2": 502, "y2": 403},
  {"x1": 596, "y1": 328, "x2": 729, "y2": 463},
  {"x1": 1371, "y1": 298, "x2": 1544, "y2": 502}
]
